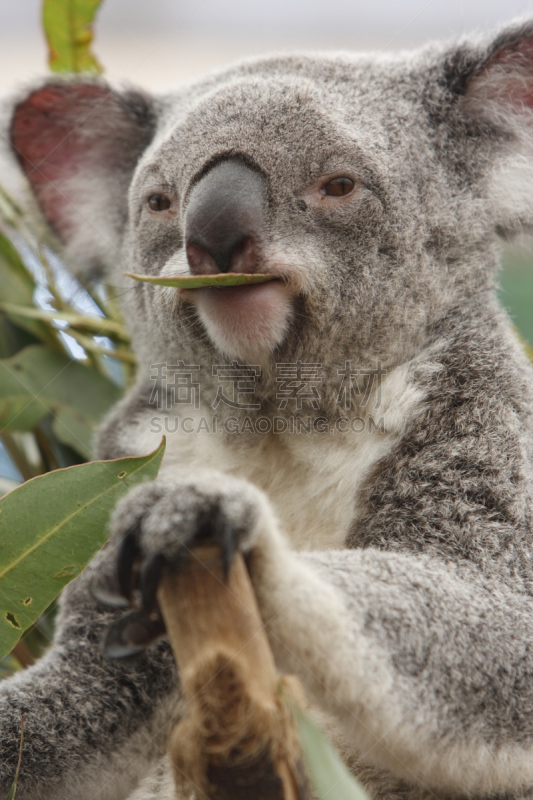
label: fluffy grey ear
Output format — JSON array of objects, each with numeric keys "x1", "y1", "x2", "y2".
[
  {"x1": 10, "y1": 80, "x2": 157, "y2": 276},
  {"x1": 440, "y1": 21, "x2": 533, "y2": 235}
]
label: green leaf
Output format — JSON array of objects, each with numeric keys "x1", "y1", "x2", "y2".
[
  {"x1": 0, "y1": 438, "x2": 166, "y2": 658},
  {"x1": 125, "y1": 272, "x2": 281, "y2": 289},
  {"x1": 0, "y1": 232, "x2": 56, "y2": 349},
  {"x1": 42, "y1": 0, "x2": 104, "y2": 74},
  {"x1": 0, "y1": 304, "x2": 129, "y2": 340},
  {"x1": 0, "y1": 234, "x2": 34, "y2": 300},
  {"x1": 0, "y1": 345, "x2": 121, "y2": 456},
  {"x1": 0, "y1": 316, "x2": 43, "y2": 362},
  {"x1": 52, "y1": 407, "x2": 96, "y2": 460},
  {"x1": 291, "y1": 703, "x2": 370, "y2": 800}
]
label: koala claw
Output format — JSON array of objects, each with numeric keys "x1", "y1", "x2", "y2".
[
  {"x1": 139, "y1": 552, "x2": 169, "y2": 614},
  {"x1": 99, "y1": 478, "x2": 262, "y2": 658},
  {"x1": 103, "y1": 608, "x2": 166, "y2": 660},
  {"x1": 116, "y1": 527, "x2": 142, "y2": 604}
]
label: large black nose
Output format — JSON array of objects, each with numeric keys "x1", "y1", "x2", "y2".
[{"x1": 185, "y1": 159, "x2": 266, "y2": 274}]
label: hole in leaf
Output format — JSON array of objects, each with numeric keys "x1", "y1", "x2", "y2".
[
  {"x1": 54, "y1": 565, "x2": 79, "y2": 580},
  {"x1": 118, "y1": 471, "x2": 126, "y2": 479},
  {"x1": 22, "y1": 598, "x2": 32, "y2": 606},
  {"x1": 5, "y1": 612, "x2": 20, "y2": 628}
]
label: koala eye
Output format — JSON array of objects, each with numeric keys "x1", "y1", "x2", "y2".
[
  {"x1": 147, "y1": 193, "x2": 172, "y2": 212},
  {"x1": 322, "y1": 177, "x2": 355, "y2": 197}
]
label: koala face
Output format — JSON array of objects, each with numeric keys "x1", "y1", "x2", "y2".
[
  {"x1": 125, "y1": 61, "x2": 464, "y2": 371},
  {"x1": 10, "y1": 29, "x2": 533, "y2": 378}
]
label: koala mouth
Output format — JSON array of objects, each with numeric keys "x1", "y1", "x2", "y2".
[
  {"x1": 191, "y1": 279, "x2": 295, "y2": 361},
  {"x1": 127, "y1": 270, "x2": 295, "y2": 360}
]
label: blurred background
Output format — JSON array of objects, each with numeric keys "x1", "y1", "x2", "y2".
[{"x1": 3, "y1": 0, "x2": 533, "y2": 92}]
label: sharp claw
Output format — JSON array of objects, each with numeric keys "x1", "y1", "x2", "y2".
[
  {"x1": 116, "y1": 526, "x2": 141, "y2": 602},
  {"x1": 221, "y1": 519, "x2": 236, "y2": 581},
  {"x1": 140, "y1": 553, "x2": 168, "y2": 613},
  {"x1": 103, "y1": 608, "x2": 166, "y2": 659},
  {"x1": 92, "y1": 581, "x2": 131, "y2": 609}
]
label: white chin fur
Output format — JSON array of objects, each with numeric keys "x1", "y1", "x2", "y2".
[{"x1": 195, "y1": 284, "x2": 293, "y2": 364}]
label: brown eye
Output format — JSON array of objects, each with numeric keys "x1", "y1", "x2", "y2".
[
  {"x1": 322, "y1": 177, "x2": 355, "y2": 197},
  {"x1": 147, "y1": 194, "x2": 172, "y2": 212}
]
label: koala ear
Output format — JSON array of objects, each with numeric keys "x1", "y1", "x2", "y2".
[
  {"x1": 444, "y1": 23, "x2": 533, "y2": 234},
  {"x1": 462, "y1": 26, "x2": 533, "y2": 117},
  {"x1": 10, "y1": 80, "x2": 157, "y2": 276}
]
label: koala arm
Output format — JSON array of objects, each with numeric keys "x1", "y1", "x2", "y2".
[
  {"x1": 248, "y1": 527, "x2": 533, "y2": 796},
  {"x1": 106, "y1": 450, "x2": 533, "y2": 799},
  {"x1": 0, "y1": 547, "x2": 179, "y2": 800}
]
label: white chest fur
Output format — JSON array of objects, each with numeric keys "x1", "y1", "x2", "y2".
[{"x1": 121, "y1": 363, "x2": 425, "y2": 551}]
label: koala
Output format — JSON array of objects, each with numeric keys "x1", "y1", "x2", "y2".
[{"x1": 3, "y1": 17, "x2": 533, "y2": 800}]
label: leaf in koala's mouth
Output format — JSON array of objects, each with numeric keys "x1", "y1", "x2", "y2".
[{"x1": 125, "y1": 272, "x2": 280, "y2": 289}]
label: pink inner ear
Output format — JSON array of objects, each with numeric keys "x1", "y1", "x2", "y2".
[
  {"x1": 469, "y1": 36, "x2": 533, "y2": 111},
  {"x1": 11, "y1": 84, "x2": 115, "y2": 238}
]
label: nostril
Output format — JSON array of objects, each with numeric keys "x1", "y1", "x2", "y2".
[
  {"x1": 186, "y1": 243, "x2": 218, "y2": 275},
  {"x1": 230, "y1": 236, "x2": 258, "y2": 274},
  {"x1": 184, "y1": 159, "x2": 266, "y2": 274},
  {"x1": 186, "y1": 235, "x2": 259, "y2": 275}
]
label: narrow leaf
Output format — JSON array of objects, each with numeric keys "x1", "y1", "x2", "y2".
[
  {"x1": 52, "y1": 406, "x2": 95, "y2": 460},
  {"x1": 291, "y1": 703, "x2": 370, "y2": 800},
  {"x1": 0, "y1": 317, "x2": 43, "y2": 362},
  {"x1": 0, "y1": 438, "x2": 166, "y2": 658},
  {"x1": 42, "y1": 0, "x2": 103, "y2": 74},
  {"x1": 125, "y1": 272, "x2": 281, "y2": 289},
  {"x1": 0, "y1": 345, "x2": 121, "y2": 455},
  {"x1": 0, "y1": 304, "x2": 129, "y2": 339},
  {"x1": 0, "y1": 232, "x2": 56, "y2": 347}
]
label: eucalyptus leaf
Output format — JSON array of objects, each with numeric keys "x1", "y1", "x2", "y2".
[
  {"x1": 0, "y1": 345, "x2": 121, "y2": 456},
  {"x1": 42, "y1": 0, "x2": 103, "y2": 74},
  {"x1": 291, "y1": 703, "x2": 370, "y2": 800},
  {"x1": 0, "y1": 396, "x2": 45, "y2": 433},
  {"x1": 52, "y1": 407, "x2": 95, "y2": 460},
  {"x1": 0, "y1": 232, "x2": 55, "y2": 347},
  {"x1": 0, "y1": 233, "x2": 35, "y2": 300},
  {"x1": 125, "y1": 272, "x2": 281, "y2": 289},
  {"x1": 0, "y1": 304, "x2": 129, "y2": 340},
  {"x1": 0, "y1": 316, "x2": 43, "y2": 362},
  {"x1": 0, "y1": 438, "x2": 166, "y2": 658}
]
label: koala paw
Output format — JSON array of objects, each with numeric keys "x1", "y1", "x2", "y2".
[{"x1": 98, "y1": 476, "x2": 265, "y2": 659}]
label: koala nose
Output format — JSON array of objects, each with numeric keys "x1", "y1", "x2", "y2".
[{"x1": 185, "y1": 159, "x2": 266, "y2": 274}]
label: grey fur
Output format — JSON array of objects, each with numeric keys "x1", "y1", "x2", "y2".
[{"x1": 3, "y1": 18, "x2": 533, "y2": 800}]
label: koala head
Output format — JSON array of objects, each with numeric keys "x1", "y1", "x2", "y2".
[{"x1": 9, "y1": 22, "x2": 533, "y2": 381}]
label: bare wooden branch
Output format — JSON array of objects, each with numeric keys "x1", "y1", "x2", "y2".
[{"x1": 157, "y1": 546, "x2": 309, "y2": 800}]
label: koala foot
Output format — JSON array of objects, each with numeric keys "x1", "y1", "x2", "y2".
[{"x1": 98, "y1": 476, "x2": 266, "y2": 659}]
